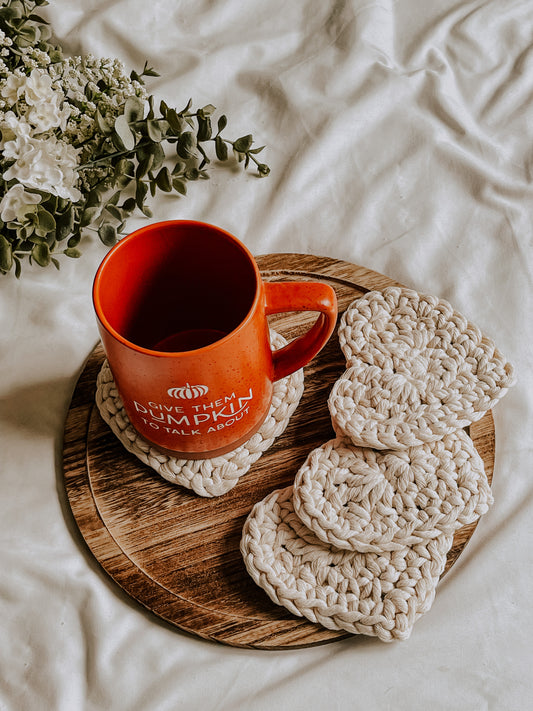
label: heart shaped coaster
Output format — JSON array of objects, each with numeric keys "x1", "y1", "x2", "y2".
[
  {"x1": 329, "y1": 287, "x2": 515, "y2": 449},
  {"x1": 292, "y1": 431, "x2": 492, "y2": 552},
  {"x1": 95, "y1": 331, "x2": 304, "y2": 497},
  {"x1": 240, "y1": 485, "x2": 453, "y2": 642}
]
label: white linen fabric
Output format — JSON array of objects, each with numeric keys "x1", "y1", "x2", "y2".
[{"x1": 1, "y1": 1, "x2": 532, "y2": 709}]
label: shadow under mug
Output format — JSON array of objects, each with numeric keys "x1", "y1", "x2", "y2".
[{"x1": 93, "y1": 220, "x2": 338, "y2": 458}]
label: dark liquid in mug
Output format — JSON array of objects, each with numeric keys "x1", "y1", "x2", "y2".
[
  {"x1": 153, "y1": 328, "x2": 228, "y2": 352},
  {"x1": 99, "y1": 223, "x2": 257, "y2": 354}
]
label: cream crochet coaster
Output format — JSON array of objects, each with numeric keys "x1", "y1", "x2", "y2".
[
  {"x1": 292, "y1": 432, "x2": 492, "y2": 553},
  {"x1": 329, "y1": 287, "x2": 515, "y2": 449},
  {"x1": 95, "y1": 331, "x2": 304, "y2": 498},
  {"x1": 240, "y1": 485, "x2": 453, "y2": 642}
]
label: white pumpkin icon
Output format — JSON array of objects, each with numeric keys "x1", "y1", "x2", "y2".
[{"x1": 167, "y1": 383, "x2": 209, "y2": 399}]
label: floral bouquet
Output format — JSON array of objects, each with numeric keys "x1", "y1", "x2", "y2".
[{"x1": 0, "y1": 0, "x2": 269, "y2": 277}]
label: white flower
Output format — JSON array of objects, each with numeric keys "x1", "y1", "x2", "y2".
[
  {"x1": 15, "y1": 69, "x2": 70, "y2": 133},
  {"x1": 23, "y1": 68, "x2": 55, "y2": 105},
  {"x1": 0, "y1": 110, "x2": 31, "y2": 150},
  {"x1": 0, "y1": 73, "x2": 25, "y2": 105},
  {"x1": 26, "y1": 91, "x2": 70, "y2": 133},
  {"x1": 0, "y1": 183, "x2": 41, "y2": 222},
  {"x1": 3, "y1": 133, "x2": 81, "y2": 202}
]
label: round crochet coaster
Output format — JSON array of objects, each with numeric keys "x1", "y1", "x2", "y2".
[
  {"x1": 329, "y1": 287, "x2": 515, "y2": 449},
  {"x1": 95, "y1": 331, "x2": 304, "y2": 498},
  {"x1": 240, "y1": 485, "x2": 453, "y2": 642},
  {"x1": 292, "y1": 432, "x2": 492, "y2": 553}
]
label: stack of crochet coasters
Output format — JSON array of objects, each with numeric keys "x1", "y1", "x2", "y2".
[
  {"x1": 241, "y1": 287, "x2": 515, "y2": 642},
  {"x1": 95, "y1": 330, "x2": 304, "y2": 497}
]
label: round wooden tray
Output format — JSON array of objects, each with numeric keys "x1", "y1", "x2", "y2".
[{"x1": 62, "y1": 254, "x2": 495, "y2": 650}]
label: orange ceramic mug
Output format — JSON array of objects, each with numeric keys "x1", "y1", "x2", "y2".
[{"x1": 93, "y1": 220, "x2": 337, "y2": 458}]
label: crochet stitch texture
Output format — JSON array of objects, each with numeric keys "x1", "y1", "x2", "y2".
[
  {"x1": 241, "y1": 287, "x2": 514, "y2": 641},
  {"x1": 95, "y1": 331, "x2": 304, "y2": 497},
  {"x1": 329, "y1": 287, "x2": 515, "y2": 449},
  {"x1": 240, "y1": 485, "x2": 453, "y2": 642}
]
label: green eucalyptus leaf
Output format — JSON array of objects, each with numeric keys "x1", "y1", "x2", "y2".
[
  {"x1": 115, "y1": 158, "x2": 135, "y2": 182},
  {"x1": 80, "y1": 206, "x2": 99, "y2": 227},
  {"x1": 68, "y1": 232, "x2": 82, "y2": 248},
  {"x1": 197, "y1": 115, "x2": 212, "y2": 142},
  {"x1": 136, "y1": 153, "x2": 154, "y2": 179},
  {"x1": 215, "y1": 135, "x2": 228, "y2": 161},
  {"x1": 155, "y1": 167, "x2": 172, "y2": 192},
  {"x1": 124, "y1": 95, "x2": 145, "y2": 123},
  {"x1": 216, "y1": 114, "x2": 227, "y2": 135},
  {"x1": 85, "y1": 189, "x2": 103, "y2": 209},
  {"x1": 16, "y1": 225, "x2": 30, "y2": 240},
  {"x1": 96, "y1": 108, "x2": 112, "y2": 135},
  {"x1": 51, "y1": 257, "x2": 61, "y2": 270},
  {"x1": 31, "y1": 242, "x2": 50, "y2": 267},
  {"x1": 0, "y1": 234, "x2": 13, "y2": 272},
  {"x1": 114, "y1": 114, "x2": 135, "y2": 150},
  {"x1": 63, "y1": 247, "x2": 81, "y2": 259},
  {"x1": 172, "y1": 178, "x2": 187, "y2": 196},
  {"x1": 166, "y1": 108, "x2": 184, "y2": 135},
  {"x1": 18, "y1": 27, "x2": 38, "y2": 48},
  {"x1": 146, "y1": 119, "x2": 162, "y2": 142},
  {"x1": 147, "y1": 95, "x2": 155, "y2": 120},
  {"x1": 105, "y1": 204, "x2": 123, "y2": 221},
  {"x1": 36, "y1": 207, "x2": 56, "y2": 232},
  {"x1": 28, "y1": 13, "x2": 49, "y2": 24},
  {"x1": 158, "y1": 119, "x2": 170, "y2": 137},
  {"x1": 0, "y1": 7, "x2": 21, "y2": 21},
  {"x1": 98, "y1": 223, "x2": 117, "y2": 247},
  {"x1": 176, "y1": 131, "x2": 196, "y2": 159},
  {"x1": 200, "y1": 104, "x2": 216, "y2": 116},
  {"x1": 115, "y1": 173, "x2": 133, "y2": 190},
  {"x1": 14, "y1": 256, "x2": 22, "y2": 279},
  {"x1": 135, "y1": 180, "x2": 148, "y2": 209},
  {"x1": 120, "y1": 197, "x2": 137, "y2": 214},
  {"x1": 233, "y1": 134, "x2": 253, "y2": 153},
  {"x1": 149, "y1": 142, "x2": 165, "y2": 172}
]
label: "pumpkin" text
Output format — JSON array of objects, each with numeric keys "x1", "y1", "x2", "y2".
[{"x1": 131, "y1": 388, "x2": 254, "y2": 436}]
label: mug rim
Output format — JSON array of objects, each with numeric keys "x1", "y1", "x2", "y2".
[{"x1": 92, "y1": 219, "x2": 262, "y2": 358}]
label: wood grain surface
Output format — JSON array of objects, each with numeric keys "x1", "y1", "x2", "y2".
[{"x1": 62, "y1": 254, "x2": 495, "y2": 649}]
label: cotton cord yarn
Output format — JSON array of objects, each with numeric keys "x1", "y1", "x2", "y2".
[
  {"x1": 240, "y1": 485, "x2": 453, "y2": 642},
  {"x1": 292, "y1": 432, "x2": 492, "y2": 553},
  {"x1": 241, "y1": 287, "x2": 514, "y2": 641},
  {"x1": 95, "y1": 331, "x2": 304, "y2": 497},
  {"x1": 329, "y1": 287, "x2": 515, "y2": 449}
]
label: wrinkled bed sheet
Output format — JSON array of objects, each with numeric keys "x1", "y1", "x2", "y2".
[{"x1": 1, "y1": 1, "x2": 532, "y2": 709}]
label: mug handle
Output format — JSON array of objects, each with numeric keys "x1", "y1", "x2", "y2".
[{"x1": 264, "y1": 281, "x2": 338, "y2": 381}]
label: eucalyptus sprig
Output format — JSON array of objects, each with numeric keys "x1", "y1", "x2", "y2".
[
  {"x1": 0, "y1": 0, "x2": 269, "y2": 277},
  {"x1": 74, "y1": 92, "x2": 270, "y2": 251}
]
